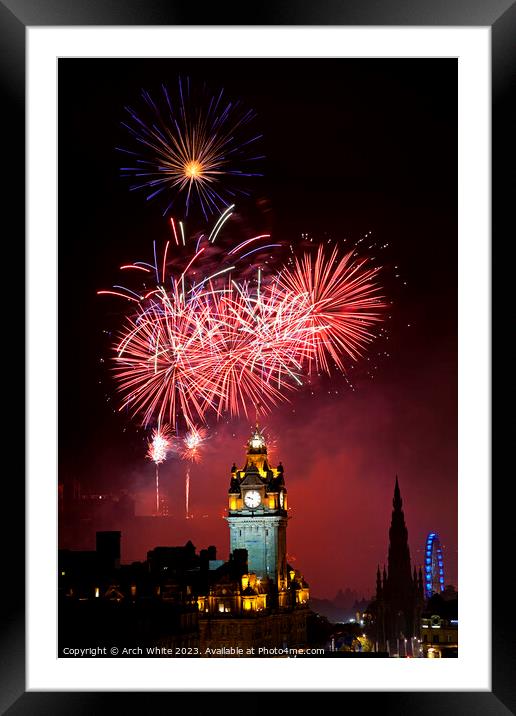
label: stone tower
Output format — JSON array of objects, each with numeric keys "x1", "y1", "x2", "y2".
[{"x1": 226, "y1": 426, "x2": 288, "y2": 591}]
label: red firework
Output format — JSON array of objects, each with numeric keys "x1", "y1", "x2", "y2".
[
  {"x1": 114, "y1": 285, "x2": 219, "y2": 428},
  {"x1": 277, "y1": 245, "x2": 385, "y2": 374},
  {"x1": 146, "y1": 423, "x2": 172, "y2": 515},
  {"x1": 180, "y1": 425, "x2": 208, "y2": 463},
  {"x1": 200, "y1": 281, "x2": 308, "y2": 419},
  {"x1": 146, "y1": 423, "x2": 172, "y2": 464},
  {"x1": 109, "y1": 241, "x2": 385, "y2": 428}
]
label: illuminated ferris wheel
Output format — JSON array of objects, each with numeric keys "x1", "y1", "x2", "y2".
[{"x1": 424, "y1": 532, "x2": 445, "y2": 599}]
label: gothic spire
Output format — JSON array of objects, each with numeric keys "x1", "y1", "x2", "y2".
[
  {"x1": 387, "y1": 476, "x2": 413, "y2": 599},
  {"x1": 393, "y1": 475, "x2": 402, "y2": 511}
]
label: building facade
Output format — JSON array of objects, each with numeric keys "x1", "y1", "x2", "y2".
[
  {"x1": 198, "y1": 426, "x2": 310, "y2": 655},
  {"x1": 227, "y1": 426, "x2": 288, "y2": 591},
  {"x1": 420, "y1": 614, "x2": 458, "y2": 658}
]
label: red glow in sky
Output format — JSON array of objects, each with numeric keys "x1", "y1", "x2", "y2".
[
  {"x1": 70, "y1": 334, "x2": 456, "y2": 600},
  {"x1": 59, "y1": 58, "x2": 458, "y2": 601}
]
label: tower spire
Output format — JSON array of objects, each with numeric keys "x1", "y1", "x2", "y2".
[
  {"x1": 387, "y1": 476, "x2": 413, "y2": 602},
  {"x1": 375, "y1": 478, "x2": 420, "y2": 653},
  {"x1": 393, "y1": 475, "x2": 402, "y2": 511}
]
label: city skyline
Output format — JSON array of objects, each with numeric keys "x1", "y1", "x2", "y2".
[{"x1": 60, "y1": 421, "x2": 457, "y2": 599}]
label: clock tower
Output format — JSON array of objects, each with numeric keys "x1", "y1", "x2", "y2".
[{"x1": 226, "y1": 426, "x2": 288, "y2": 590}]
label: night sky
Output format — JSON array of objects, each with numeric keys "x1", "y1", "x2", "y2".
[{"x1": 59, "y1": 59, "x2": 457, "y2": 598}]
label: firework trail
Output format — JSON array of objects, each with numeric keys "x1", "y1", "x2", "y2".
[
  {"x1": 185, "y1": 470, "x2": 190, "y2": 520},
  {"x1": 117, "y1": 78, "x2": 264, "y2": 218},
  {"x1": 146, "y1": 423, "x2": 171, "y2": 515},
  {"x1": 178, "y1": 425, "x2": 207, "y2": 518},
  {"x1": 97, "y1": 206, "x2": 275, "y2": 306}
]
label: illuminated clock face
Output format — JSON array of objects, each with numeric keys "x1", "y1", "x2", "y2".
[
  {"x1": 244, "y1": 490, "x2": 261, "y2": 508},
  {"x1": 279, "y1": 491, "x2": 284, "y2": 508}
]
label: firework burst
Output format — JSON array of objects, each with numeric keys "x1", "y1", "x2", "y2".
[
  {"x1": 100, "y1": 211, "x2": 386, "y2": 428},
  {"x1": 118, "y1": 78, "x2": 264, "y2": 218},
  {"x1": 146, "y1": 423, "x2": 172, "y2": 514},
  {"x1": 111, "y1": 279, "x2": 297, "y2": 428},
  {"x1": 180, "y1": 425, "x2": 208, "y2": 463},
  {"x1": 277, "y1": 245, "x2": 385, "y2": 375},
  {"x1": 113, "y1": 284, "x2": 218, "y2": 428},
  {"x1": 173, "y1": 425, "x2": 208, "y2": 520},
  {"x1": 199, "y1": 281, "x2": 307, "y2": 419}
]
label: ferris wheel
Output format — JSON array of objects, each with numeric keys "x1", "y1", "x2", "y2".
[{"x1": 424, "y1": 532, "x2": 445, "y2": 599}]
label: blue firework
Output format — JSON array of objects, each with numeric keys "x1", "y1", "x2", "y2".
[{"x1": 117, "y1": 77, "x2": 264, "y2": 219}]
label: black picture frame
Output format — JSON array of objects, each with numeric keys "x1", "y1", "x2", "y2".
[{"x1": 4, "y1": 0, "x2": 512, "y2": 712}]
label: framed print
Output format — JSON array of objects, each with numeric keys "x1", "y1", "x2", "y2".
[{"x1": 2, "y1": 0, "x2": 513, "y2": 711}]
